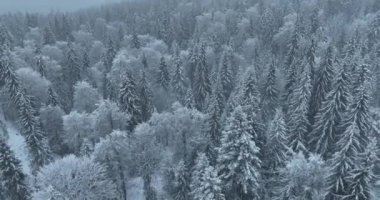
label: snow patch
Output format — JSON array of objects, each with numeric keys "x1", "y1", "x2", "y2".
[{"x1": 5, "y1": 122, "x2": 31, "y2": 175}]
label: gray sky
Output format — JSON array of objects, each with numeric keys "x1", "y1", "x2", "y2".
[{"x1": 0, "y1": 0, "x2": 124, "y2": 14}]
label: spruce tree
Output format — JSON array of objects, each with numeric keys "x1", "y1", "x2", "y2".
[
  {"x1": 309, "y1": 65, "x2": 351, "y2": 159},
  {"x1": 173, "y1": 160, "x2": 190, "y2": 200},
  {"x1": 287, "y1": 61, "x2": 311, "y2": 154},
  {"x1": 309, "y1": 46, "x2": 334, "y2": 125},
  {"x1": 0, "y1": 139, "x2": 31, "y2": 200},
  {"x1": 266, "y1": 109, "x2": 289, "y2": 170},
  {"x1": 184, "y1": 87, "x2": 196, "y2": 109},
  {"x1": 157, "y1": 56, "x2": 170, "y2": 91},
  {"x1": 132, "y1": 32, "x2": 140, "y2": 49},
  {"x1": 36, "y1": 56, "x2": 46, "y2": 77},
  {"x1": 171, "y1": 55, "x2": 187, "y2": 103},
  {"x1": 193, "y1": 43, "x2": 211, "y2": 111},
  {"x1": 142, "y1": 53, "x2": 148, "y2": 69},
  {"x1": 0, "y1": 52, "x2": 51, "y2": 173},
  {"x1": 104, "y1": 38, "x2": 116, "y2": 73},
  {"x1": 219, "y1": 50, "x2": 234, "y2": 100},
  {"x1": 63, "y1": 43, "x2": 81, "y2": 110},
  {"x1": 260, "y1": 62, "x2": 278, "y2": 122},
  {"x1": 47, "y1": 87, "x2": 59, "y2": 107},
  {"x1": 191, "y1": 153, "x2": 225, "y2": 200},
  {"x1": 204, "y1": 94, "x2": 223, "y2": 164},
  {"x1": 325, "y1": 123, "x2": 361, "y2": 200},
  {"x1": 43, "y1": 25, "x2": 56, "y2": 45},
  {"x1": 119, "y1": 73, "x2": 141, "y2": 129},
  {"x1": 218, "y1": 106, "x2": 261, "y2": 200},
  {"x1": 139, "y1": 71, "x2": 154, "y2": 122}
]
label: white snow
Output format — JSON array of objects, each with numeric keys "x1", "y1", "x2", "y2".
[{"x1": 5, "y1": 122, "x2": 31, "y2": 175}]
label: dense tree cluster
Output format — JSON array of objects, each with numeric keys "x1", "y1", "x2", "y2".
[{"x1": 0, "y1": 0, "x2": 379, "y2": 199}]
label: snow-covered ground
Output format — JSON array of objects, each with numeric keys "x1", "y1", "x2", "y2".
[{"x1": 5, "y1": 122, "x2": 31, "y2": 175}]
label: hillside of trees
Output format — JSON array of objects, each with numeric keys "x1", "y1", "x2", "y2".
[{"x1": 0, "y1": 0, "x2": 380, "y2": 199}]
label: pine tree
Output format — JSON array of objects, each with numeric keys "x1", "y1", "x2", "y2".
[
  {"x1": 119, "y1": 73, "x2": 141, "y2": 130},
  {"x1": 104, "y1": 38, "x2": 116, "y2": 73},
  {"x1": 240, "y1": 70, "x2": 260, "y2": 113},
  {"x1": 0, "y1": 139, "x2": 31, "y2": 200},
  {"x1": 218, "y1": 106, "x2": 261, "y2": 200},
  {"x1": 309, "y1": 46, "x2": 335, "y2": 125},
  {"x1": 36, "y1": 56, "x2": 46, "y2": 77},
  {"x1": 287, "y1": 60, "x2": 311, "y2": 154},
  {"x1": 132, "y1": 32, "x2": 140, "y2": 49},
  {"x1": 171, "y1": 55, "x2": 187, "y2": 103},
  {"x1": 82, "y1": 51, "x2": 90, "y2": 73},
  {"x1": 184, "y1": 87, "x2": 196, "y2": 109},
  {"x1": 325, "y1": 123, "x2": 361, "y2": 200},
  {"x1": 173, "y1": 160, "x2": 190, "y2": 200},
  {"x1": 0, "y1": 53, "x2": 52, "y2": 173},
  {"x1": 204, "y1": 94, "x2": 223, "y2": 164},
  {"x1": 266, "y1": 109, "x2": 289, "y2": 170},
  {"x1": 219, "y1": 50, "x2": 234, "y2": 100},
  {"x1": 63, "y1": 43, "x2": 81, "y2": 110},
  {"x1": 260, "y1": 62, "x2": 278, "y2": 122},
  {"x1": 309, "y1": 65, "x2": 351, "y2": 159},
  {"x1": 191, "y1": 153, "x2": 225, "y2": 200},
  {"x1": 157, "y1": 56, "x2": 170, "y2": 91},
  {"x1": 193, "y1": 43, "x2": 211, "y2": 111},
  {"x1": 47, "y1": 87, "x2": 59, "y2": 107},
  {"x1": 139, "y1": 71, "x2": 154, "y2": 122},
  {"x1": 43, "y1": 26, "x2": 56, "y2": 45}
]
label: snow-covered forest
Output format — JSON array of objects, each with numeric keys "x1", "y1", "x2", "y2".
[{"x1": 0, "y1": 0, "x2": 380, "y2": 199}]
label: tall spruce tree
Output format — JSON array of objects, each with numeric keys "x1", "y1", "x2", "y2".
[
  {"x1": 157, "y1": 56, "x2": 170, "y2": 91},
  {"x1": 309, "y1": 65, "x2": 351, "y2": 159},
  {"x1": 260, "y1": 61, "x2": 279, "y2": 122},
  {"x1": 0, "y1": 139, "x2": 31, "y2": 200},
  {"x1": 193, "y1": 43, "x2": 211, "y2": 111},
  {"x1": 309, "y1": 46, "x2": 335, "y2": 125},
  {"x1": 219, "y1": 50, "x2": 234, "y2": 101},
  {"x1": 0, "y1": 50, "x2": 51, "y2": 173},
  {"x1": 36, "y1": 56, "x2": 46, "y2": 77},
  {"x1": 287, "y1": 60, "x2": 311, "y2": 154},
  {"x1": 171, "y1": 55, "x2": 187, "y2": 103},
  {"x1": 119, "y1": 72, "x2": 141, "y2": 130},
  {"x1": 190, "y1": 153, "x2": 225, "y2": 200},
  {"x1": 266, "y1": 109, "x2": 289, "y2": 171},
  {"x1": 47, "y1": 87, "x2": 59, "y2": 107},
  {"x1": 218, "y1": 106, "x2": 261, "y2": 200},
  {"x1": 139, "y1": 71, "x2": 154, "y2": 122},
  {"x1": 63, "y1": 43, "x2": 81, "y2": 111},
  {"x1": 173, "y1": 160, "x2": 191, "y2": 200},
  {"x1": 104, "y1": 38, "x2": 116, "y2": 73}
]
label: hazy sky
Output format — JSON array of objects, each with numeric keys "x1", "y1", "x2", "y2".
[{"x1": 0, "y1": 0, "x2": 124, "y2": 14}]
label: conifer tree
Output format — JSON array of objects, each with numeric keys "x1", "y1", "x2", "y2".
[
  {"x1": 104, "y1": 38, "x2": 116, "y2": 72},
  {"x1": 63, "y1": 43, "x2": 81, "y2": 110},
  {"x1": 0, "y1": 52, "x2": 52, "y2": 173},
  {"x1": 157, "y1": 56, "x2": 170, "y2": 91},
  {"x1": 193, "y1": 43, "x2": 211, "y2": 111},
  {"x1": 191, "y1": 153, "x2": 225, "y2": 200},
  {"x1": 119, "y1": 73, "x2": 141, "y2": 129},
  {"x1": 173, "y1": 160, "x2": 190, "y2": 200},
  {"x1": 184, "y1": 87, "x2": 196, "y2": 109},
  {"x1": 142, "y1": 53, "x2": 148, "y2": 69},
  {"x1": 36, "y1": 56, "x2": 46, "y2": 77},
  {"x1": 82, "y1": 51, "x2": 90, "y2": 75},
  {"x1": 287, "y1": 61, "x2": 311, "y2": 154},
  {"x1": 266, "y1": 109, "x2": 289, "y2": 170},
  {"x1": 43, "y1": 25, "x2": 56, "y2": 45},
  {"x1": 309, "y1": 65, "x2": 351, "y2": 159},
  {"x1": 171, "y1": 55, "x2": 187, "y2": 102},
  {"x1": 139, "y1": 71, "x2": 154, "y2": 122},
  {"x1": 309, "y1": 46, "x2": 335, "y2": 125},
  {"x1": 132, "y1": 32, "x2": 140, "y2": 49},
  {"x1": 47, "y1": 87, "x2": 59, "y2": 107},
  {"x1": 204, "y1": 94, "x2": 223, "y2": 164},
  {"x1": 0, "y1": 139, "x2": 31, "y2": 200},
  {"x1": 218, "y1": 106, "x2": 261, "y2": 200},
  {"x1": 260, "y1": 62, "x2": 278, "y2": 122},
  {"x1": 219, "y1": 50, "x2": 234, "y2": 100}
]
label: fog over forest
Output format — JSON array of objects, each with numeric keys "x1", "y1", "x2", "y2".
[{"x1": 0, "y1": 0, "x2": 380, "y2": 200}]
